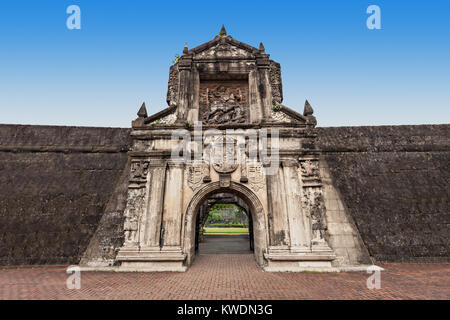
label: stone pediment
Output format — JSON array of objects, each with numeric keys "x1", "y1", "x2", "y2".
[
  {"x1": 190, "y1": 36, "x2": 258, "y2": 60},
  {"x1": 142, "y1": 106, "x2": 177, "y2": 125},
  {"x1": 269, "y1": 104, "x2": 315, "y2": 125}
]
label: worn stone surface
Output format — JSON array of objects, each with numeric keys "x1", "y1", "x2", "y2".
[
  {"x1": 317, "y1": 125, "x2": 450, "y2": 262},
  {"x1": 0, "y1": 123, "x2": 448, "y2": 266},
  {"x1": 0, "y1": 124, "x2": 131, "y2": 266}
]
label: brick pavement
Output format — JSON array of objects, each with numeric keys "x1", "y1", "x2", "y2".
[{"x1": 0, "y1": 254, "x2": 448, "y2": 300}]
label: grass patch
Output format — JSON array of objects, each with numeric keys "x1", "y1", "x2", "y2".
[{"x1": 203, "y1": 227, "x2": 249, "y2": 234}]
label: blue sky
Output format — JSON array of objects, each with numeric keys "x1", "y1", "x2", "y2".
[{"x1": 0, "y1": 0, "x2": 449, "y2": 127}]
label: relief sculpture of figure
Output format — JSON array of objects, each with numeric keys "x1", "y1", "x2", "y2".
[
  {"x1": 124, "y1": 208, "x2": 139, "y2": 245},
  {"x1": 123, "y1": 188, "x2": 145, "y2": 245},
  {"x1": 201, "y1": 83, "x2": 248, "y2": 124},
  {"x1": 310, "y1": 191, "x2": 327, "y2": 243}
]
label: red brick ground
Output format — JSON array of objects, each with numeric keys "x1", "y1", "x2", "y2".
[{"x1": 0, "y1": 254, "x2": 448, "y2": 300}]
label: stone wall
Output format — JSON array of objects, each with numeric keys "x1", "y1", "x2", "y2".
[
  {"x1": 0, "y1": 123, "x2": 448, "y2": 266},
  {"x1": 0, "y1": 124, "x2": 131, "y2": 265},
  {"x1": 317, "y1": 125, "x2": 449, "y2": 262}
]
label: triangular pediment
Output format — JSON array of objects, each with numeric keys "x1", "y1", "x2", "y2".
[{"x1": 190, "y1": 36, "x2": 258, "y2": 60}]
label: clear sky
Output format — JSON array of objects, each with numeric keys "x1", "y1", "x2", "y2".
[{"x1": 0, "y1": 0, "x2": 449, "y2": 128}]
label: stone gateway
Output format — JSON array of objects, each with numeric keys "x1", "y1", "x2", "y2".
[
  {"x1": 111, "y1": 27, "x2": 371, "y2": 272},
  {"x1": 0, "y1": 31, "x2": 448, "y2": 269}
]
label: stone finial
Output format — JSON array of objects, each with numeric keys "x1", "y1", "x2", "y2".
[
  {"x1": 183, "y1": 43, "x2": 189, "y2": 55},
  {"x1": 259, "y1": 42, "x2": 265, "y2": 54},
  {"x1": 303, "y1": 100, "x2": 314, "y2": 116},
  {"x1": 219, "y1": 25, "x2": 227, "y2": 36},
  {"x1": 137, "y1": 102, "x2": 148, "y2": 118}
]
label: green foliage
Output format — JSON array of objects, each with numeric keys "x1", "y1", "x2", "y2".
[
  {"x1": 207, "y1": 223, "x2": 247, "y2": 228},
  {"x1": 152, "y1": 120, "x2": 161, "y2": 125},
  {"x1": 207, "y1": 211, "x2": 223, "y2": 224},
  {"x1": 272, "y1": 104, "x2": 282, "y2": 112},
  {"x1": 172, "y1": 54, "x2": 180, "y2": 64},
  {"x1": 184, "y1": 120, "x2": 191, "y2": 127},
  {"x1": 203, "y1": 227, "x2": 249, "y2": 234},
  {"x1": 205, "y1": 204, "x2": 248, "y2": 227}
]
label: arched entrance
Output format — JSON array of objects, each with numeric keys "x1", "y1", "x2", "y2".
[
  {"x1": 183, "y1": 182, "x2": 267, "y2": 267},
  {"x1": 194, "y1": 196, "x2": 253, "y2": 254}
]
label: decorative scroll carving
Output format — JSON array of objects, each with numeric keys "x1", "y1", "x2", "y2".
[
  {"x1": 299, "y1": 159, "x2": 321, "y2": 187},
  {"x1": 158, "y1": 112, "x2": 177, "y2": 124},
  {"x1": 123, "y1": 187, "x2": 146, "y2": 246},
  {"x1": 270, "y1": 110, "x2": 292, "y2": 123},
  {"x1": 269, "y1": 61, "x2": 282, "y2": 105},
  {"x1": 123, "y1": 161, "x2": 150, "y2": 246},
  {"x1": 166, "y1": 65, "x2": 179, "y2": 107},
  {"x1": 300, "y1": 160, "x2": 319, "y2": 178},
  {"x1": 194, "y1": 42, "x2": 255, "y2": 60},
  {"x1": 130, "y1": 161, "x2": 150, "y2": 182},
  {"x1": 212, "y1": 136, "x2": 238, "y2": 174},
  {"x1": 301, "y1": 188, "x2": 327, "y2": 245},
  {"x1": 239, "y1": 139, "x2": 248, "y2": 182},
  {"x1": 247, "y1": 162, "x2": 264, "y2": 192},
  {"x1": 199, "y1": 81, "x2": 249, "y2": 124},
  {"x1": 186, "y1": 162, "x2": 205, "y2": 191}
]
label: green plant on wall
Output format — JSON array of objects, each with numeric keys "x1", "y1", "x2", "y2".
[
  {"x1": 272, "y1": 104, "x2": 282, "y2": 112},
  {"x1": 172, "y1": 54, "x2": 180, "y2": 64},
  {"x1": 184, "y1": 120, "x2": 191, "y2": 128}
]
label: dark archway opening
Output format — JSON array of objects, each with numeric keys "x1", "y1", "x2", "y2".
[{"x1": 194, "y1": 193, "x2": 254, "y2": 254}]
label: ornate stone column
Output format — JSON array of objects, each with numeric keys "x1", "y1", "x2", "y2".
[
  {"x1": 281, "y1": 159, "x2": 309, "y2": 249},
  {"x1": 122, "y1": 160, "x2": 150, "y2": 247},
  {"x1": 160, "y1": 161, "x2": 184, "y2": 249},
  {"x1": 116, "y1": 160, "x2": 187, "y2": 271},
  {"x1": 176, "y1": 53, "x2": 193, "y2": 121},
  {"x1": 140, "y1": 161, "x2": 167, "y2": 248},
  {"x1": 255, "y1": 52, "x2": 273, "y2": 120},
  {"x1": 299, "y1": 156, "x2": 336, "y2": 254}
]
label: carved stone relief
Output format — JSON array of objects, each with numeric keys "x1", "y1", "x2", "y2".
[
  {"x1": 212, "y1": 136, "x2": 238, "y2": 174},
  {"x1": 269, "y1": 61, "x2": 282, "y2": 105},
  {"x1": 123, "y1": 161, "x2": 149, "y2": 246},
  {"x1": 300, "y1": 160, "x2": 319, "y2": 178},
  {"x1": 301, "y1": 187, "x2": 327, "y2": 245},
  {"x1": 194, "y1": 42, "x2": 255, "y2": 60},
  {"x1": 166, "y1": 65, "x2": 179, "y2": 107},
  {"x1": 123, "y1": 187, "x2": 146, "y2": 246},
  {"x1": 247, "y1": 162, "x2": 264, "y2": 192},
  {"x1": 270, "y1": 110, "x2": 292, "y2": 123},
  {"x1": 157, "y1": 112, "x2": 177, "y2": 124},
  {"x1": 199, "y1": 80, "x2": 249, "y2": 124},
  {"x1": 130, "y1": 161, "x2": 150, "y2": 182},
  {"x1": 186, "y1": 162, "x2": 206, "y2": 191}
]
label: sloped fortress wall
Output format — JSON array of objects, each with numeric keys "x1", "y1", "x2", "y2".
[
  {"x1": 0, "y1": 124, "x2": 448, "y2": 266},
  {"x1": 317, "y1": 125, "x2": 450, "y2": 262},
  {"x1": 0, "y1": 124, "x2": 131, "y2": 265}
]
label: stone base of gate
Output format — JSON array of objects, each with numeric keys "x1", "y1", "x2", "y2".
[
  {"x1": 263, "y1": 246, "x2": 337, "y2": 272},
  {"x1": 115, "y1": 246, "x2": 187, "y2": 272}
]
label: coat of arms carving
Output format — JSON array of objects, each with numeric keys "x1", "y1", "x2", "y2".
[
  {"x1": 247, "y1": 162, "x2": 264, "y2": 192},
  {"x1": 186, "y1": 162, "x2": 205, "y2": 191},
  {"x1": 212, "y1": 136, "x2": 238, "y2": 174}
]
